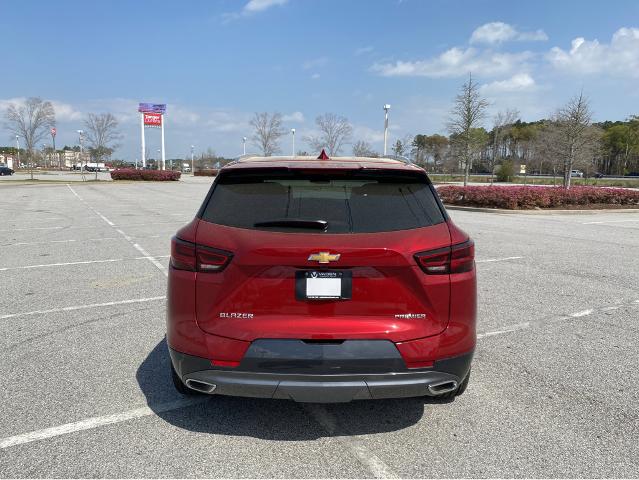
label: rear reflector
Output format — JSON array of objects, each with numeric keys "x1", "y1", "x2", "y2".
[
  {"x1": 170, "y1": 236, "x2": 233, "y2": 273},
  {"x1": 415, "y1": 239, "x2": 474, "y2": 274}
]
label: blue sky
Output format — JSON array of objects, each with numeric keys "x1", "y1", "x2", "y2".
[{"x1": 2, "y1": 0, "x2": 639, "y2": 159}]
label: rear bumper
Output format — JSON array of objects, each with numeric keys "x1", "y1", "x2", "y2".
[{"x1": 169, "y1": 347, "x2": 473, "y2": 403}]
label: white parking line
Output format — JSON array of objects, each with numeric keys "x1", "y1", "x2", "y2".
[
  {"x1": 3, "y1": 235, "x2": 162, "y2": 248},
  {"x1": 66, "y1": 185, "x2": 169, "y2": 277},
  {"x1": 0, "y1": 256, "x2": 169, "y2": 272},
  {"x1": 0, "y1": 398, "x2": 205, "y2": 450},
  {"x1": 0, "y1": 296, "x2": 166, "y2": 320},
  {"x1": 303, "y1": 405, "x2": 399, "y2": 479},
  {"x1": 476, "y1": 256, "x2": 523, "y2": 263},
  {"x1": 583, "y1": 219, "x2": 639, "y2": 224}
]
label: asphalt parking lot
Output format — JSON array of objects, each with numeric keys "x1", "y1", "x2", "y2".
[{"x1": 0, "y1": 177, "x2": 637, "y2": 478}]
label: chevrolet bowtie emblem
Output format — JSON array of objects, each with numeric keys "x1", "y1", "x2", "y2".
[{"x1": 308, "y1": 252, "x2": 341, "y2": 264}]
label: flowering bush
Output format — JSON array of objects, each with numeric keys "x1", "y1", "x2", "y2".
[
  {"x1": 110, "y1": 169, "x2": 181, "y2": 181},
  {"x1": 437, "y1": 186, "x2": 639, "y2": 210}
]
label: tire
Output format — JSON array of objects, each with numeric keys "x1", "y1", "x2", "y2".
[
  {"x1": 433, "y1": 369, "x2": 471, "y2": 400},
  {"x1": 171, "y1": 362, "x2": 198, "y2": 396}
]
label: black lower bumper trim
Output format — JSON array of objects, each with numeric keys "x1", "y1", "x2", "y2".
[{"x1": 169, "y1": 347, "x2": 473, "y2": 403}]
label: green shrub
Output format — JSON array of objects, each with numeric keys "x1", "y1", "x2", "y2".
[{"x1": 496, "y1": 160, "x2": 514, "y2": 182}]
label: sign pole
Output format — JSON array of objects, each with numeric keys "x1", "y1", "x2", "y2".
[
  {"x1": 140, "y1": 112, "x2": 146, "y2": 169},
  {"x1": 160, "y1": 114, "x2": 166, "y2": 171}
]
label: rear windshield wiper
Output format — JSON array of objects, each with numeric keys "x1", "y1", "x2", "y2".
[{"x1": 253, "y1": 219, "x2": 328, "y2": 230}]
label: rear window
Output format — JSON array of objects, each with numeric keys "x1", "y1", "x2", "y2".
[{"x1": 201, "y1": 170, "x2": 445, "y2": 233}]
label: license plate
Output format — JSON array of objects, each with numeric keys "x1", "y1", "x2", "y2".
[{"x1": 295, "y1": 270, "x2": 352, "y2": 300}]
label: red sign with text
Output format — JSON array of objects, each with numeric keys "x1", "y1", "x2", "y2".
[{"x1": 143, "y1": 112, "x2": 162, "y2": 127}]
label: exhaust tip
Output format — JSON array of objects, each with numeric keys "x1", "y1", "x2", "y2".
[
  {"x1": 185, "y1": 379, "x2": 217, "y2": 394},
  {"x1": 427, "y1": 380, "x2": 458, "y2": 395}
]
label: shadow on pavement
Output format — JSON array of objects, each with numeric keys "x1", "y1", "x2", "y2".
[{"x1": 137, "y1": 339, "x2": 431, "y2": 440}]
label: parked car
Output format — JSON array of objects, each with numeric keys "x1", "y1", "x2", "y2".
[
  {"x1": 570, "y1": 170, "x2": 584, "y2": 178},
  {"x1": 167, "y1": 152, "x2": 476, "y2": 403},
  {"x1": 0, "y1": 166, "x2": 14, "y2": 176},
  {"x1": 593, "y1": 172, "x2": 605, "y2": 179}
]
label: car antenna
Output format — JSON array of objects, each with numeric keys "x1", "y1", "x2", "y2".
[{"x1": 317, "y1": 149, "x2": 329, "y2": 160}]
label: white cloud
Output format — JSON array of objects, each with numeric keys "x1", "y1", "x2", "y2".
[
  {"x1": 302, "y1": 57, "x2": 328, "y2": 69},
  {"x1": 547, "y1": 27, "x2": 639, "y2": 77},
  {"x1": 355, "y1": 46, "x2": 374, "y2": 56},
  {"x1": 243, "y1": 0, "x2": 288, "y2": 13},
  {"x1": 282, "y1": 111, "x2": 305, "y2": 123},
  {"x1": 470, "y1": 22, "x2": 548, "y2": 44},
  {"x1": 371, "y1": 47, "x2": 532, "y2": 78},
  {"x1": 310, "y1": 73, "x2": 321, "y2": 80},
  {"x1": 481, "y1": 73, "x2": 536, "y2": 94},
  {"x1": 51, "y1": 101, "x2": 83, "y2": 122},
  {"x1": 353, "y1": 125, "x2": 385, "y2": 143}
]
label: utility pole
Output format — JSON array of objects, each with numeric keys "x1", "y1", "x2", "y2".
[
  {"x1": 291, "y1": 128, "x2": 296, "y2": 156},
  {"x1": 242, "y1": 137, "x2": 247, "y2": 156},
  {"x1": 383, "y1": 104, "x2": 391, "y2": 156},
  {"x1": 191, "y1": 145, "x2": 195, "y2": 175}
]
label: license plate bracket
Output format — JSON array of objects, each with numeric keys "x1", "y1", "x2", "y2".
[{"x1": 295, "y1": 270, "x2": 352, "y2": 300}]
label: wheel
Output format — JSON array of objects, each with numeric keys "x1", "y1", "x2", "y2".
[
  {"x1": 434, "y1": 369, "x2": 471, "y2": 400},
  {"x1": 171, "y1": 362, "x2": 198, "y2": 395}
]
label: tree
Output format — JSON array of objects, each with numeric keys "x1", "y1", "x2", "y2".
[
  {"x1": 84, "y1": 113, "x2": 121, "y2": 179},
  {"x1": 412, "y1": 134, "x2": 449, "y2": 170},
  {"x1": 3, "y1": 97, "x2": 56, "y2": 179},
  {"x1": 391, "y1": 139, "x2": 405, "y2": 157},
  {"x1": 489, "y1": 109, "x2": 519, "y2": 182},
  {"x1": 447, "y1": 73, "x2": 489, "y2": 185},
  {"x1": 250, "y1": 112, "x2": 285, "y2": 156},
  {"x1": 553, "y1": 92, "x2": 595, "y2": 188},
  {"x1": 352, "y1": 140, "x2": 378, "y2": 157},
  {"x1": 305, "y1": 113, "x2": 353, "y2": 156}
]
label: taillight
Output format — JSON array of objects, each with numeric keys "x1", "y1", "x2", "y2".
[
  {"x1": 415, "y1": 239, "x2": 474, "y2": 274},
  {"x1": 170, "y1": 236, "x2": 232, "y2": 273}
]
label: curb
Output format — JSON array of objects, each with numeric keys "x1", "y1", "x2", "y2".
[{"x1": 444, "y1": 205, "x2": 639, "y2": 215}]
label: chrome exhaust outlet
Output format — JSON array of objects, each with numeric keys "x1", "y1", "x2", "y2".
[
  {"x1": 185, "y1": 379, "x2": 217, "y2": 394},
  {"x1": 427, "y1": 380, "x2": 458, "y2": 395}
]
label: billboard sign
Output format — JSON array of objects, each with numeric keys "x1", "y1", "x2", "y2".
[
  {"x1": 138, "y1": 103, "x2": 166, "y2": 114},
  {"x1": 143, "y1": 112, "x2": 162, "y2": 127}
]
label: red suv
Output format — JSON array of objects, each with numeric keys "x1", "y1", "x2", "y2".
[{"x1": 167, "y1": 154, "x2": 476, "y2": 403}]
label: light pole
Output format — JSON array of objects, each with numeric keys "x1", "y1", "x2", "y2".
[
  {"x1": 191, "y1": 145, "x2": 195, "y2": 175},
  {"x1": 242, "y1": 137, "x2": 247, "y2": 156},
  {"x1": 15, "y1": 135, "x2": 20, "y2": 168},
  {"x1": 77, "y1": 130, "x2": 84, "y2": 179},
  {"x1": 291, "y1": 128, "x2": 296, "y2": 156},
  {"x1": 383, "y1": 104, "x2": 391, "y2": 156},
  {"x1": 157, "y1": 149, "x2": 161, "y2": 170}
]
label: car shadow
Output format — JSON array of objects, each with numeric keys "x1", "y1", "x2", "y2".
[{"x1": 136, "y1": 339, "x2": 440, "y2": 440}]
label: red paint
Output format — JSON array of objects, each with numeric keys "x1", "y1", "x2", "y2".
[{"x1": 166, "y1": 159, "x2": 476, "y2": 367}]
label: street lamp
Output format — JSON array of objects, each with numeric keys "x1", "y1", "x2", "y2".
[
  {"x1": 291, "y1": 128, "x2": 296, "y2": 157},
  {"x1": 383, "y1": 104, "x2": 391, "y2": 156},
  {"x1": 191, "y1": 145, "x2": 195, "y2": 175},
  {"x1": 77, "y1": 130, "x2": 84, "y2": 175},
  {"x1": 242, "y1": 137, "x2": 247, "y2": 156}
]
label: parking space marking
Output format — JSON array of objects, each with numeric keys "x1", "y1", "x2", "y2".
[
  {"x1": 476, "y1": 256, "x2": 523, "y2": 263},
  {"x1": 0, "y1": 398, "x2": 206, "y2": 450},
  {"x1": 0, "y1": 296, "x2": 165, "y2": 320},
  {"x1": 66, "y1": 185, "x2": 169, "y2": 277},
  {"x1": 303, "y1": 405, "x2": 399, "y2": 479},
  {"x1": 0, "y1": 255, "x2": 169, "y2": 272},
  {"x1": 583, "y1": 219, "x2": 639, "y2": 225},
  {"x1": 4, "y1": 235, "x2": 162, "y2": 248}
]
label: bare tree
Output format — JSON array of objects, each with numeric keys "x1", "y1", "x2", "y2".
[
  {"x1": 352, "y1": 140, "x2": 378, "y2": 157},
  {"x1": 3, "y1": 97, "x2": 56, "y2": 180},
  {"x1": 84, "y1": 113, "x2": 121, "y2": 180},
  {"x1": 490, "y1": 108, "x2": 519, "y2": 182},
  {"x1": 553, "y1": 92, "x2": 594, "y2": 188},
  {"x1": 250, "y1": 112, "x2": 285, "y2": 156},
  {"x1": 305, "y1": 113, "x2": 353, "y2": 156},
  {"x1": 447, "y1": 73, "x2": 489, "y2": 185}
]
